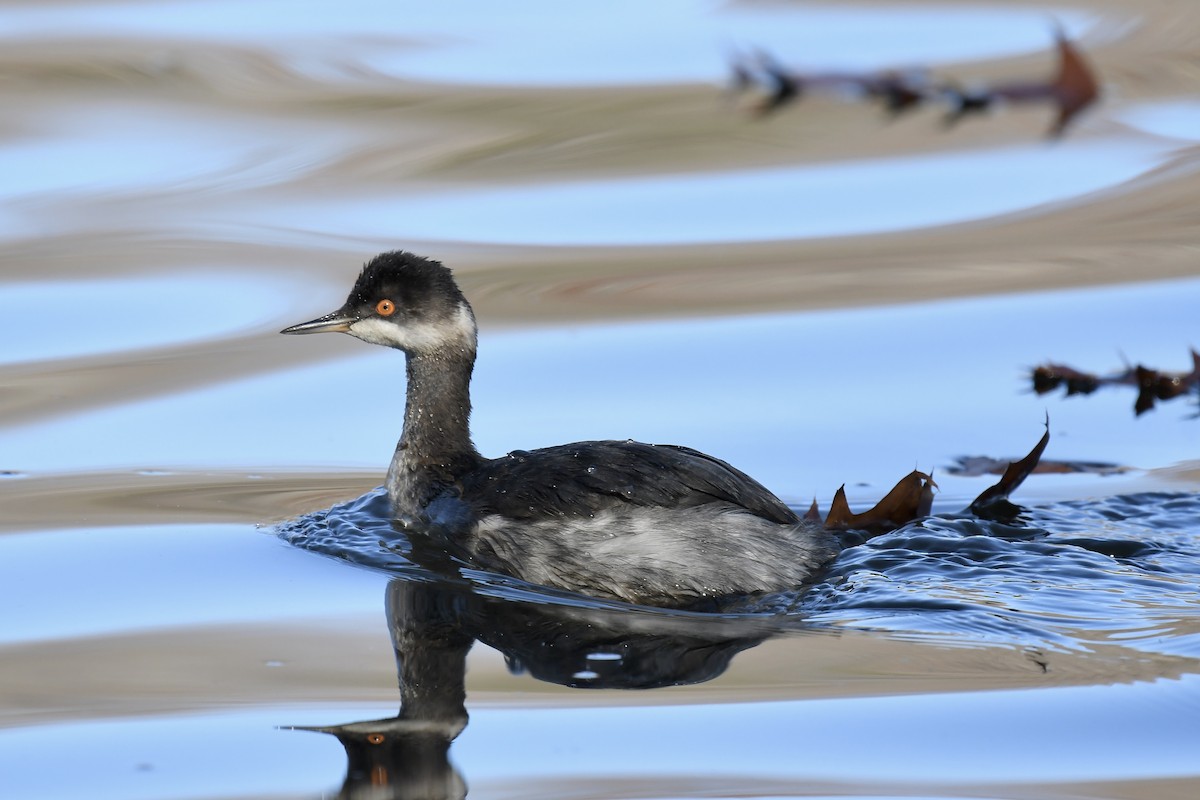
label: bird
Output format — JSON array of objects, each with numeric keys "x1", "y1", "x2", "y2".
[{"x1": 282, "y1": 251, "x2": 839, "y2": 608}]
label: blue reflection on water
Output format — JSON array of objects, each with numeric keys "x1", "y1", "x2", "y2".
[
  {"x1": 237, "y1": 138, "x2": 1164, "y2": 246},
  {"x1": 4, "y1": 675, "x2": 1196, "y2": 800},
  {"x1": 0, "y1": 524, "x2": 384, "y2": 644},
  {"x1": 0, "y1": 104, "x2": 350, "y2": 198},
  {"x1": 456, "y1": 676, "x2": 1200, "y2": 784},
  {"x1": 0, "y1": 274, "x2": 296, "y2": 365},
  {"x1": 0, "y1": 1, "x2": 1094, "y2": 85},
  {"x1": 0, "y1": 709, "x2": 345, "y2": 800},
  {"x1": 1, "y1": 277, "x2": 1196, "y2": 499},
  {"x1": 359, "y1": 2, "x2": 1094, "y2": 86},
  {"x1": 1120, "y1": 100, "x2": 1200, "y2": 141}
]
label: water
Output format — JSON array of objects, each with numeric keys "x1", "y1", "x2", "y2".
[
  {"x1": 0, "y1": 1, "x2": 1096, "y2": 84},
  {"x1": 243, "y1": 138, "x2": 1167, "y2": 246},
  {"x1": 2, "y1": 1, "x2": 1200, "y2": 798}
]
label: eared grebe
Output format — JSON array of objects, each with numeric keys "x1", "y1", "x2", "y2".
[{"x1": 282, "y1": 251, "x2": 837, "y2": 607}]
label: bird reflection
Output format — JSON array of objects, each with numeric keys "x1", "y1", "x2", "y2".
[
  {"x1": 295, "y1": 714, "x2": 466, "y2": 800},
  {"x1": 291, "y1": 578, "x2": 780, "y2": 799}
]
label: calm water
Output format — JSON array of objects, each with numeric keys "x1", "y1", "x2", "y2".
[{"x1": 2, "y1": 2, "x2": 1199, "y2": 799}]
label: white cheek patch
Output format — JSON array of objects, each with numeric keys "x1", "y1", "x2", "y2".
[
  {"x1": 349, "y1": 303, "x2": 476, "y2": 352},
  {"x1": 348, "y1": 316, "x2": 409, "y2": 348}
]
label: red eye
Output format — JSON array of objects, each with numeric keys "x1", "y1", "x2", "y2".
[
  {"x1": 367, "y1": 733, "x2": 386, "y2": 745},
  {"x1": 376, "y1": 299, "x2": 395, "y2": 316}
]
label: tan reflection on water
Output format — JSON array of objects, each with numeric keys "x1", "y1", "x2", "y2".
[
  {"x1": 7, "y1": 619, "x2": 1198, "y2": 729},
  {"x1": 0, "y1": 1, "x2": 1196, "y2": 322},
  {"x1": 0, "y1": 4, "x2": 1195, "y2": 421}
]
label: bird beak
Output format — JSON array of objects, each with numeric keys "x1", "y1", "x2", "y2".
[{"x1": 280, "y1": 309, "x2": 356, "y2": 335}]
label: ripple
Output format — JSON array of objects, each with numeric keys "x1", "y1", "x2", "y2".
[
  {"x1": 0, "y1": 107, "x2": 248, "y2": 200},
  {"x1": 0, "y1": 1, "x2": 1095, "y2": 87},
  {"x1": 0, "y1": 101, "x2": 366, "y2": 239},
  {"x1": 0, "y1": 273, "x2": 301, "y2": 366},
  {"x1": 239, "y1": 137, "x2": 1166, "y2": 246},
  {"x1": 3, "y1": 278, "x2": 1197, "y2": 483},
  {"x1": 358, "y1": 2, "x2": 1096, "y2": 87},
  {"x1": 1120, "y1": 100, "x2": 1200, "y2": 142},
  {"x1": 800, "y1": 492, "x2": 1200, "y2": 656},
  {"x1": 280, "y1": 481, "x2": 1200, "y2": 659},
  {"x1": 0, "y1": 523, "x2": 384, "y2": 645}
]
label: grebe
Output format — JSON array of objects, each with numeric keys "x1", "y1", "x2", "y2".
[{"x1": 283, "y1": 251, "x2": 837, "y2": 607}]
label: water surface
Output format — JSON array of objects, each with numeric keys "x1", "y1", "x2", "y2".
[{"x1": 2, "y1": 1, "x2": 1199, "y2": 799}]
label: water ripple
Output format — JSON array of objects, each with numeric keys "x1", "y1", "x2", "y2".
[
  {"x1": 280, "y1": 488, "x2": 1200, "y2": 659},
  {"x1": 803, "y1": 492, "x2": 1200, "y2": 655},
  {"x1": 0, "y1": 274, "x2": 299, "y2": 365},
  {"x1": 238, "y1": 138, "x2": 1166, "y2": 246},
  {"x1": 0, "y1": 1, "x2": 1095, "y2": 87}
]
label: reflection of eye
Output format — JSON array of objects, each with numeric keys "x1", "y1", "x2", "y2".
[
  {"x1": 376, "y1": 299, "x2": 396, "y2": 316},
  {"x1": 367, "y1": 733, "x2": 386, "y2": 745}
]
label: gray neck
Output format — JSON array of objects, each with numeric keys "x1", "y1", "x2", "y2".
[{"x1": 387, "y1": 348, "x2": 481, "y2": 518}]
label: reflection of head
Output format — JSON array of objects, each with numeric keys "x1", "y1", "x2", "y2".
[{"x1": 293, "y1": 717, "x2": 466, "y2": 800}]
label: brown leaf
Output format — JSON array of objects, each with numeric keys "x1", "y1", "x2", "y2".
[
  {"x1": 1030, "y1": 363, "x2": 1111, "y2": 395},
  {"x1": 821, "y1": 426, "x2": 1048, "y2": 538},
  {"x1": 1035, "y1": 349, "x2": 1198, "y2": 417},
  {"x1": 1135, "y1": 365, "x2": 1161, "y2": 416},
  {"x1": 969, "y1": 422, "x2": 1050, "y2": 515},
  {"x1": 824, "y1": 470, "x2": 937, "y2": 534},
  {"x1": 916, "y1": 473, "x2": 935, "y2": 518},
  {"x1": 1047, "y1": 30, "x2": 1101, "y2": 137}
]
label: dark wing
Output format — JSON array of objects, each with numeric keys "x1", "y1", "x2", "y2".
[{"x1": 458, "y1": 440, "x2": 799, "y2": 525}]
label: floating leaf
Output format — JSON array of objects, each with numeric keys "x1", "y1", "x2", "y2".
[
  {"x1": 970, "y1": 421, "x2": 1050, "y2": 517},
  {"x1": 1030, "y1": 363, "x2": 1113, "y2": 395},
  {"x1": 824, "y1": 470, "x2": 937, "y2": 534},
  {"x1": 735, "y1": 30, "x2": 1099, "y2": 137},
  {"x1": 948, "y1": 456, "x2": 1130, "y2": 477},
  {"x1": 1031, "y1": 348, "x2": 1198, "y2": 417},
  {"x1": 822, "y1": 424, "x2": 1049, "y2": 538}
]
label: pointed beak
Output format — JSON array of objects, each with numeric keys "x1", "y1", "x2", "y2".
[{"x1": 280, "y1": 310, "x2": 356, "y2": 335}]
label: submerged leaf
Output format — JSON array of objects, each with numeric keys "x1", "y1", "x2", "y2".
[{"x1": 948, "y1": 456, "x2": 1130, "y2": 477}]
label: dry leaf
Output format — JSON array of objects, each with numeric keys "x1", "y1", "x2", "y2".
[
  {"x1": 737, "y1": 30, "x2": 1099, "y2": 137},
  {"x1": 970, "y1": 421, "x2": 1050, "y2": 516},
  {"x1": 823, "y1": 470, "x2": 937, "y2": 533},
  {"x1": 1031, "y1": 348, "x2": 1198, "y2": 416},
  {"x1": 822, "y1": 424, "x2": 1049, "y2": 537}
]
